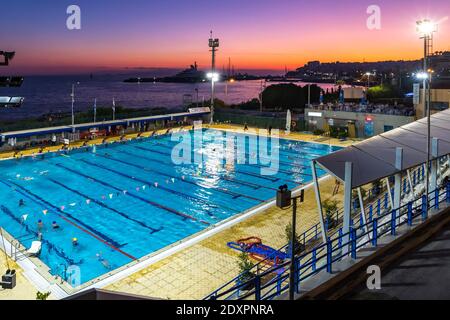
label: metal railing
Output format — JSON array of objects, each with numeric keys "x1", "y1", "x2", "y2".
[
  {"x1": 205, "y1": 162, "x2": 443, "y2": 300},
  {"x1": 207, "y1": 182, "x2": 449, "y2": 300}
]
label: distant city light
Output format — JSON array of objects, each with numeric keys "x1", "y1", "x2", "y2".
[
  {"x1": 416, "y1": 19, "x2": 437, "y2": 36},
  {"x1": 207, "y1": 72, "x2": 219, "y2": 82}
]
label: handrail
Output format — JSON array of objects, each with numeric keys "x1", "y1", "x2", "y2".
[
  {"x1": 206, "y1": 169, "x2": 447, "y2": 300},
  {"x1": 205, "y1": 163, "x2": 428, "y2": 299}
]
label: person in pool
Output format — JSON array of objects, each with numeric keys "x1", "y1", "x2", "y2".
[
  {"x1": 72, "y1": 237, "x2": 79, "y2": 247},
  {"x1": 96, "y1": 253, "x2": 111, "y2": 269},
  {"x1": 19, "y1": 199, "x2": 25, "y2": 207},
  {"x1": 52, "y1": 221, "x2": 60, "y2": 230},
  {"x1": 37, "y1": 220, "x2": 44, "y2": 230}
]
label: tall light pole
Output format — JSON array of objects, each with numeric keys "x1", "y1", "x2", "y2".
[
  {"x1": 208, "y1": 31, "x2": 219, "y2": 124},
  {"x1": 416, "y1": 19, "x2": 437, "y2": 205},
  {"x1": 365, "y1": 72, "x2": 371, "y2": 89}
]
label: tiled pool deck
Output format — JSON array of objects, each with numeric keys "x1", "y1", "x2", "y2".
[{"x1": 0, "y1": 125, "x2": 355, "y2": 299}]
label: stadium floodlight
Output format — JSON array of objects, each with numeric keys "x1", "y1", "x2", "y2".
[{"x1": 416, "y1": 19, "x2": 437, "y2": 37}]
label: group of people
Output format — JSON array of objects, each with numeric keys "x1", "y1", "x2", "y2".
[{"x1": 312, "y1": 102, "x2": 414, "y2": 116}]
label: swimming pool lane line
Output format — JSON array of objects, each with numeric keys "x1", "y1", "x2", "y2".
[
  {"x1": 132, "y1": 144, "x2": 309, "y2": 183},
  {"x1": 0, "y1": 204, "x2": 82, "y2": 268},
  {"x1": 116, "y1": 148, "x2": 277, "y2": 192},
  {"x1": 93, "y1": 153, "x2": 265, "y2": 203},
  {"x1": 46, "y1": 175, "x2": 163, "y2": 234},
  {"x1": 69, "y1": 159, "x2": 240, "y2": 218},
  {"x1": 60, "y1": 152, "x2": 235, "y2": 212},
  {"x1": 53, "y1": 162, "x2": 214, "y2": 224},
  {"x1": 3, "y1": 180, "x2": 137, "y2": 261}
]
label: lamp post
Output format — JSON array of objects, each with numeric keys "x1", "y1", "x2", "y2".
[
  {"x1": 365, "y1": 72, "x2": 371, "y2": 89},
  {"x1": 276, "y1": 186, "x2": 304, "y2": 300},
  {"x1": 416, "y1": 19, "x2": 437, "y2": 205},
  {"x1": 208, "y1": 32, "x2": 220, "y2": 124}
]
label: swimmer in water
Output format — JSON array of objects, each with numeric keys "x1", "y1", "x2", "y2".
[
  {"x1": 52, "y1": 221, "x2": 60, "y2": 230},
  {"x1": 19, "y1": 199, "x2": 25, "y2": 207},
  {"x1": 72, "y1": 237, "x2": 79, "y2": 247},
  {"x1": 37, "y1": 219, "x2": 44, "y2": 230},
  {"x1": 96, "y1": 253, "x2": 111, "y2": 269}
]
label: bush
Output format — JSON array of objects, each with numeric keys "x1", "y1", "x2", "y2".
[
  {"x1": 36, "y1": 291, "x2": 51, "y2": 300},
  {"x1": 285, "y1": 223, "x2": 305, "y2": 254},
  {"x1": 322, "y1": 199, "x2": 339, "y2": 230},
  {"x1": 236, "y1": 252, "x2": 256, "y2": 290}
]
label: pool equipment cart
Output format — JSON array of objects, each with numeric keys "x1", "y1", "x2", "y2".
[{"x1": 0, "y1": 269, "x2": 16, "y2": 289}]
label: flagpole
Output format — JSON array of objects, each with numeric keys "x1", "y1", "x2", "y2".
[
  {"x1": 93, "y1": 98, "x2": 97, "y2": 123},
  {"x1": 112, "y1": 98, "x2": 116, "y2": 121}
]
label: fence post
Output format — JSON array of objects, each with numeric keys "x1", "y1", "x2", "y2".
[
  {"x1": 338, "y1": 228, "x2": 343, "y2": 250},
  {"x1": 276, "y1": 273, "x2": 282, "y2": 296},
  {"x1": 326, "y1": 240, "x2": 332, "y2": 273},
  {"x1": 254, "y1": 275, "x2": 261, "y2": 300},
  {"x1": 351, "y1": 228, "x2": 357, "y2": 259},
  {"x1": 369, "y1": 205, "x2": 373, "y2": 223},
  {"x1": 403, "y1": 180, "x2": 406, "y2": 194},
  {"x1": 422, "y1": 194, "x2": 428, "y2": 221},
  {"x1": 407, "y1": 202, "x2": 413, "y2": 226},
  {"x1": 435, "y1": 189, "x2": 439, "y2": 209},
  {"x1": 384, "y1": 193, "x2": 388, "y2": 209},
  {"x1": 413, "y1": 170, "x2": 417, "y2": 185},
  {"x1": 372, "y1": 218, "x2": 378, "y2": 246},
  {"x1": 377, "y1": 199, "x2": 381, "y2": 216},
  {"x1": 391, "y1": 209, "x2": 396, "y2": 236},
  {"x1": 312, "y1": 248, "x2": 317, "y2": 272},
  {"x1": 295, "y1": 258, "x2": 300, "y2": 294},
  {"x1": 447, "y1": 182, "x2": 450, "y2": 203}
]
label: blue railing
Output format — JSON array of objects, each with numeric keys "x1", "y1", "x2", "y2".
[
  {"x1": 207, "y1": 183, "x2": 450, "y2": 300},
  {"x1": 204, "y1": 163, "x2": 428, "y2": 299}
]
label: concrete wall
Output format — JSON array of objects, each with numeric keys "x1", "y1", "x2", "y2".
[
  {"x1": 415, "y1": 88, "x2": 450, "y2": 118},
  {"x1": 305, "y1": 108, "x2": 415, "y2": 138}
]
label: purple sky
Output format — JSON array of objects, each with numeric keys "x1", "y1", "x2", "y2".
[{"x1": 1, "y1": 0, "x2": 449, "y2": 74}]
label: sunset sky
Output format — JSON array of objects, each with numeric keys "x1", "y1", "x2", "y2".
[{"x1": 1, "y1": 0, "x2": 449, "y2": 75}]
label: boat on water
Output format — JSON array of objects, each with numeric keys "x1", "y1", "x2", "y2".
[
  {"x1": 0, "y1": 96, "x2": 25, "y2": 108},
  {"x1": 124, "y1": 62, "x2": 207, "y2": 83},
  {"x1": 0, "y1": 76, "x2": 24, "y2": 87}
]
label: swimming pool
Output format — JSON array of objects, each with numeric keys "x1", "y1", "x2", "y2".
[{"x1": 0, "y1": 129, "x2": 340, "y2": 286}]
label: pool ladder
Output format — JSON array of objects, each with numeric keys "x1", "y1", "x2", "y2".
[{"x1": 55, "y1": 264, "x2": 68, "y2": 284}]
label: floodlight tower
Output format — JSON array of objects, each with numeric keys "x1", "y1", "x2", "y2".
[
  {"x1": 416, "y1": 19, "x2": 437, "y2": 207},
  {"x1": 208, "y1": 31, "x2": 219, "y2": 124}
]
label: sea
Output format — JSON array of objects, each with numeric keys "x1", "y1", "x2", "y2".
[{"x1": 0, "y1": 70, "x2": 341, "y2": 121}]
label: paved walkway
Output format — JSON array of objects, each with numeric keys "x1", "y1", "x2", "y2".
[
  {"x1": 352, "y1": 221, "x2": 450, "y2": 300},
  {"x1": 0, "y1": 253, "x2": 41, "y2": 300}
]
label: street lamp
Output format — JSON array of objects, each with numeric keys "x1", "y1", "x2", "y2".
[
  {"x1": 276, "y1": 186, "x2": 304, "y2": 300},
  {"x1": 416, "y1": 18, "x2": 437, "y2": 207},
  {"x1": 365, "y1": 72, "x2": 372, "y2": 88}
]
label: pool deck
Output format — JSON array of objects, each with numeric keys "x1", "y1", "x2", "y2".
[{"x1": 0, "y1": 124, "x2": 356, "y2": 300}]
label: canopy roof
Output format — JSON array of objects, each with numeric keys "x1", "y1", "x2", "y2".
[{"x1": 316, "y1": 109, "x2": 450, "y2": 188}]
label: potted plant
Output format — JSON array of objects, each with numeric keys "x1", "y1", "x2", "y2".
[
  {"x1": 236, "y1": 252, "x2": 256, "y2": 291},
  {"x1": 322, "y1": 199, "x2": 339, "y2": 230},
  {"x1": 285, "y1": 223, "x2": 305, "y2": 255}
]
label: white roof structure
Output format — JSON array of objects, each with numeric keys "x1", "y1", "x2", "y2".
[{"x1": 316, "y1": 108, "x2": 450, "y2": 188}]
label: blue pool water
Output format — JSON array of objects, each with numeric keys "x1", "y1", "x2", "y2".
[{"x1": 0, "y1": 129, "x2": 340, "y2": 286}]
